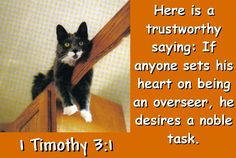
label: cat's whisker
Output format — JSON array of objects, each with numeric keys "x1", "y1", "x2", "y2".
[{"x1": 57, "y1": 54, "x2": 67, "y2": 61}]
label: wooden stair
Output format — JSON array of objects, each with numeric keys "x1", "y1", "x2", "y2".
[{"x1": 57, "y1": 95, "x2": 126, "y2": 132}]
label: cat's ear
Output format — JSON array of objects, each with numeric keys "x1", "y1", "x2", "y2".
[
  {"x1": 56, "y1": 25, "x2": 68, "y2": 43},
  {"x1": 76, "y1": 22, "x2": 88, "y2": 39}
]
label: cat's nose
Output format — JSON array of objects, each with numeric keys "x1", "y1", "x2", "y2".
[
  {"x1": 73, "y1": 54, "x2": 78, "y2": 59},
  {"x1": 73, "y1": 49, "x2": 78, "y2": 53}
]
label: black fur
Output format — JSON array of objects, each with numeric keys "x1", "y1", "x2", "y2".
[
  {"x1": 72, "y1": 69, "x2": 93, "y2": 110},
  {"x1": 31, "y1": 70, "x2": 53, "y2": 99},
  {"x1": 32, "y1": 22, "x2": 93, "y2": 112}
]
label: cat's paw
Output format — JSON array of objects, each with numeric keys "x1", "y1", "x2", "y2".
[
  {"x1": 63, "y1": 104, "x2": 78, "y2": 116},
  {"x1": 80, "y1": 110, "x2": 92, "y2": 123}
]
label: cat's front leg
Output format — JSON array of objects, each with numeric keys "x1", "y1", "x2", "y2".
[
  {"x1": 72, "y1": 69, "x2": 93, "y2": 122},
  {"x1": 79, "y1": 96, "x2": 92, "y2": 123},
  {"x1": 80, "y1": 109, "x2": 92, "y2": 123},
  {"x1": 55, "y1": 81, "x2": 78, "y2": 116},
  {"x1": 72, "y1": 90, "x2": 92, "y2": 122},
  {"x1": 63, "y1": 104, "x2": 78, "y2": 116}
]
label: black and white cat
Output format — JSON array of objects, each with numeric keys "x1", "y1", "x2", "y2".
[{"x1": 31, "y1": 22, "x2": 93, "y2": 122}]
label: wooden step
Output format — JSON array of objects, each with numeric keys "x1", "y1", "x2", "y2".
[{"x1": 57, "y1": 95, "x2": 127, "y2": 132}]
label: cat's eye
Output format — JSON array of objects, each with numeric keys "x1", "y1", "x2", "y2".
[
  {"x1": 64, "y1": 42, "x2": 70, "y2": 48},
  {"x1": 79, "y1": 41, "x2": 84, "y2": 46}
]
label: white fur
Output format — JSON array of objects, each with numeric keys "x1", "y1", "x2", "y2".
[
  {"x1": 63, "y1": 104, "x2": 78, "y2": 116},
  {"x1": 86, "y1": 96, "x2": 91, "y2": 111},
  {"x1": 80, "y1": 109, "x2": 92, "y2": 122},
  {"x1": 61, "y1": 51, "x2": 83, "y2": 66}
]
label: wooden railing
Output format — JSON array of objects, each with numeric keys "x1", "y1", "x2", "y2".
[{"x1": 0, "y1": 1, "x2": 130, "y2": 132}]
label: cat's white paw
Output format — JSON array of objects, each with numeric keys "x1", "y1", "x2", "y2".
[
  {"x1": 80, "y1": 110, "x2": 92, "y2": 123},
  {"x1": 63, "y1": 104, "x2": 78, "y2": 116}
]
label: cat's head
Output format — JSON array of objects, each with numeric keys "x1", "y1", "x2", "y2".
[{"x1": 56, "y1": 22, "x2": 92, "y2": 66}]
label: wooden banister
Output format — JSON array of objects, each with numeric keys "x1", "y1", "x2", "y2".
[
  {"x1": 72, "y1": 1, "x2": 130, "y2": 85},
  {"x1": 0, "y1": 1, "x2": 130, "y2": 132}
]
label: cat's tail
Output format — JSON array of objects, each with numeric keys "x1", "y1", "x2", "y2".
[{"x1": 31, "y1": 70, "x2": 53, "y2": 99}]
